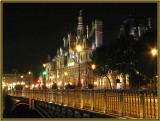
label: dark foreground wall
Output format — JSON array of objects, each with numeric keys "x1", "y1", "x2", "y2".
[
  {"x1": 34, "y1": 100, "x2": 115, "y2": 118},
  {"x1": 3, "y1": 95, "x2": 115, "y2": 118},
  {"x1": 3, "y1": 95, "x2": 42, "y2": 118}
]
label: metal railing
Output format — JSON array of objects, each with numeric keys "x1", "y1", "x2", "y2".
[{"x1": 8, "y1": 89, "x2": 158, "y2": 119}]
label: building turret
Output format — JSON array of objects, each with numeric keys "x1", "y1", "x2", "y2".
[
  {"x1": 147, "y1": 17, "x2": 151, "y2": 29},
  {"x1": 95, "y1": 20, "x2": 103, "y2": 47},
  {"x1": 77, "y1": 10, "x2": 84, "y2": 39},
  {"x1": 47, "y1": 55, "x2": 51, "y2": 62},
  {"x1": 118, "y1": 24, "x2": 126, "y2": 39},
  {"x1": 86, "y1": 25, "x2": 89, "y2": 39}
]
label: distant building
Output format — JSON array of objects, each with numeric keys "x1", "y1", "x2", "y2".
[
  {"x1": 118, "y1": 16, "x2": 151, "y2": 40},
  {"x1": 2, "y1": 73, "x2": 34, "y2": 90},
  {"x1": 44, "y1": 10, "x2": 129, "y2": 89}
]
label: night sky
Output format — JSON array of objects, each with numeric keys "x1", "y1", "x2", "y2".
[{"x1": 3, "y1": 3, "x2": 157, "y2": 76}]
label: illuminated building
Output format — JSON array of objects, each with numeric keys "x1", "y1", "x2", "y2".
[
  {"x1": 2, "y1": 73, "x2": 34, "y2": 90},
  {"x1": 118, "y1": 16, "x2": 152, "y2": 40},
  {"x1": 45, "y1": 10, "x2": 129, "y2": 89}
]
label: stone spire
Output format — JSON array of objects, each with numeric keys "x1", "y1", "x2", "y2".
[
  {"x1": 77, "y1": 10, "x2": 84, "y2": 39},
  {"x1": 78, "y1": 10, "x2": 83, "y2": 25}
]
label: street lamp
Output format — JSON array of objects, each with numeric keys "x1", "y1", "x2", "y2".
[
  {"x1": 91, "y1": 64, "x2": 96, "y2": 70},
  {"x1": 42, "y1": 63, "x2": 47, "y2": 101},
  {"x1": 20, "y1": 75, "x2": 24, "y2": 90},
  {"x1": 76, "y1": 45, "x2": 82, "y2": 52},
  {"x1": 64, "y1": 72, "x2": 68, "y2": 89},
  {"x1": 28, "y1": 71, "x2": 31, "y2": 89},
  {"x1": 76, "y1": 45, "x2": 82, "y2": 89},
  {"x1": 28, "y1": 71, "x2": 31, "y2": 75},
  {"x1": 91, "y1": 64, "x2": 96, "y2": 89},
  {"x1": 43, "y1": 64, "x2": 46, "y2": 68},
  {"x1": 42, "y1": 64, "x2": 47, "y2": 89},
  {"x1": 151, "y1": 49, "x2": 157, "y2": 85},
  {"x1": 152, "y1": 49, "x2": 157, "y2": 56}
]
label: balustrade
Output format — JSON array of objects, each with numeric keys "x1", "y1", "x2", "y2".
[{"x1": 8, "y1": 89, "x2": 158, "y2": 119}]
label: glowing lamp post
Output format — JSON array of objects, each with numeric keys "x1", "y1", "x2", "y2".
[
  {"x1": 42, "y1": 65, "x2": 47, "y2": 89},
  {"x1": 42, "y1": 63, "x2": 47, "y2": 101},
  {"x1": 76, "y1": 45, "x2": 82, "y2": 89},
  {"x1": 28, "y1": 71, "x2": 31, "y2": 89},
  {"x1": 64, "y1": 72, "x2": 68, "y2": 89},
  {"x1": 28, "y1": 71, "x2": 31, "y2": 75},
  {"x1": 43, "y1": 64, "x2": 46, "y2": 68},
  {"x1": 151, "y1": 49, "x2": 157, "y2": 84},
  {"x1": 76, "y1": 45, "x2": 82, "y2": 52},
  {"x1": 91, "y1": 64, "x2": 96, "y2": 89},
  {"x1": 152, "y1": 49, "x2": 157, "y2": 56}
]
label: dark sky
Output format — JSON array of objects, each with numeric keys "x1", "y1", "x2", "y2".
[{"x1": 3, "y1": 3, "x2": 157, "y2": 76}]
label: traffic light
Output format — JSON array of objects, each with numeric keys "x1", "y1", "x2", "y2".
[
  {"x1": 42, "y1": 71, "x2": 47, "y2": 76},
  {"x1": 37, "y1": 80, "x2": 41, "y2": 84}
]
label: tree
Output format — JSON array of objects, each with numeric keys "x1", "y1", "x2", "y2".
[
  {"x1": 134, "y1": 30, "x2": 157, "y2": 79},
  {"x1": 91, "y1": 45, "x2": 113, "y2": 89},
  {"x1": 91, "y1": 37, "x2": 137, "y2": 89}
]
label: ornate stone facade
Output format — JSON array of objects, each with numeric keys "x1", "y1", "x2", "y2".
[{"x1": 44, "y1": 10, "x2": 129, "y2": 89}]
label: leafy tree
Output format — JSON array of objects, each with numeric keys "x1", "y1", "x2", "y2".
[
  {"x1": 91, "y1": 37, "x2": 138, "y2": 89},
  {"x1": 91, "y1": 45, "x2": 112, "y2": 89},
  {"x1": 134, "y1": 30, "x2": 157, "y2": 79},
  {"x1": 92, "y1": 30, "x2": 157, "y2": 88}
]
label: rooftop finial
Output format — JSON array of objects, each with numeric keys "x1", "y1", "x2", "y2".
[{"x1": 80, "y1": 10, "x2": 82, "y2": 16}]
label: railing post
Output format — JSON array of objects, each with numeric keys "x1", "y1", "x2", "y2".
[
  {"x1": 67, "y1": 89, "x2": 69, "y2": 106},
  {"x1": 32, "y1": 90, "x2": 33, "y2": 99},
  {"x1": 104, "y1": 90, "x2": 107, "y2": 113},
  {"x1": 61, "y1": 90, "x2": 63, "y2": 105},
  {"x1": 119, "y1": 90, "x2": 123, "y2": 117},
  {"x1": 29, "y1": 98, "x2": 31, "y2": 109},
  {"x1": 81, "y1": 90, "x2": 84, "y2": 109},
  {"x1": 140, "y1": 91, "x2": 144, "y2": 119},
  {"x1": 48, "y1": 89, "x2": 50, "y2": 102},
  {"x1": 55, "y1": 89, "x2": 58, "y2": 103},
  {"x1": 153, "y1": 90, "x2": 156, "y2": 119},
  {"x1": 51, "y1": 89, "x2": 53, "y2": 102},
  {"x1": 32, "y1": 99, "x2": 34, "y2": 110},
  {"x1": 91, "y1": 89, "x2": 94, "y2": 111},
  {"x1": 73, "y1": 89, "x2": 75, "y2": 107},
  {"x1": 29, "y1": 90, "x2": 30, "y2": 98}
]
